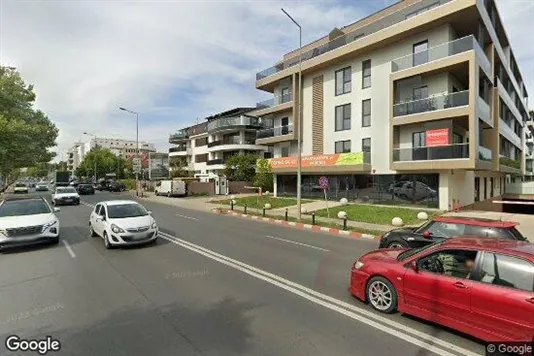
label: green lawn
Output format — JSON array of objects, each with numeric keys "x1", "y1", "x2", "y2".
[
  {"x1": 313, "y1": 204, "x2": 438, "y2": 226},
  {"x1": 213, "y1": 196, "x2": 310, "y2": 210}
]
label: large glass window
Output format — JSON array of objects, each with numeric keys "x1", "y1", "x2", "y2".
[
  {"x1": 362, "y1": 60, "x2": 371, "y2": 89},
  {"x1": 362, "y1": 99, "x2": 371, "y2": 127},
  {"x1": 335, "y1": 104, "x2": 351, "y2": 131},
  {"x1": 418, "y1": 249, "x2": 478, "y2": 279},
  {"x1": 335, "y1": 140, "x2": 351, "y2": 153},
  {"x1": 476, "y1": 253, "x2": 534, "y2": 291},
  {"x1": 335, "y1": 67, "x2": 351, "y2": 96},
  {"x1": 413, "y1": 40, "x2": 428, "y2": 66}
]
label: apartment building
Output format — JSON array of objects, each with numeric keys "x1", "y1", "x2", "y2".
[
  {"x1": 252, "y1": 0, "x2": 531, "y2": 211},
  {"x1": 525, "y1": 111, "x2": 534, "y2": 180},
  {"x1": 169, "y1": 108, "x2": 268, "y2": 176}
]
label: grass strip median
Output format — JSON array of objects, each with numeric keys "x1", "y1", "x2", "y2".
[{"x1": 213, "y1": 196, "x2": 312, "y2": 210}]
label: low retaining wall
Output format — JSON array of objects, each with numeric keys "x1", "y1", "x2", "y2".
[
  {"x1": 228, "y1": 181, "x2": 253, "y2": 194},
  {"x1": 188, "y1": 181, "x2": 215, "y2": 195}
]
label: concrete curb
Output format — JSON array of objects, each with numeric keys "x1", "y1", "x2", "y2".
[{"x1": 212, "y1": 208, "x2": 381, "y2": 241}]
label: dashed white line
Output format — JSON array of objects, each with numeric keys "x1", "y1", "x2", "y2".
[
  {"x1": 265, "y1": 235, "x2": 329, "y2": 252},
  {"x1": 61, "y1": 240, "x2": 76, "y2": 259},
  {"x1": 175, "y1": 214, "x2": 199, "y2": 221}
]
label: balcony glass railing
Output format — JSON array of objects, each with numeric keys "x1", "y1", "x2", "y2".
[
  {"x1": 391, "y1": 35, "x2": 482, "y2": 72},
  {"x1": 393, "y1": 90, "x2": 469, "y2": 117},
  {"x1": 169, "y1": 146, "x2": 188, "y2": 153},
  {"x1": 499, "y1": 155, "x2": 521, "y2": 170},
  {"x1": 256, "y1": 0, "x2": 453, "y2": 80},
  {"x1": 257, "y1": 124, "x2": 294, "y2": 139},
  {"x1": 169, "y1": 130, "x2": 189, "y2": 142},
  {"x1": 256, "y1": 92, "x2": 293, "y2": 109},
  {"x1": 207, "y1": 115, "x2": 262, "y2": 132},
  {"x1": 393, "y1": 143, "x2": 469, "y2": 162},
  {"x1": 478, "y1": 146, "x2": 492, "y2": 161},
  {"x1": 208, "y1": 137, "x2": 258, "y2": 147},
  {"x1": 207, "y1": 158, "x2": 224, "y2": 166}
]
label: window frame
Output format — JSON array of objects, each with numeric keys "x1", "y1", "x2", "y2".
[
  {"x1": 362, "y1": 59, "x2": 371, "y2": 89},
  {"x1": 335, "y1": 140, "x2": 351, "y2": 153},
  {"x1": 471, "y1": 251, "x2": 534, "y2": 292},
  {"x1": 362, "y1": 138, "x2": 371, "y2": 153},
  {"x1": 416, "y1": 248, "x2": 481, "y2": 280},
  {"x1": 362, "y1": 99, "x2": 371, "y2": 127},
  {"x1": 335, "y1": 104, "x2": 351, "y2": 131},
  {"x1": 335, "y1": 67, "x2": 352, "y2": 96}
]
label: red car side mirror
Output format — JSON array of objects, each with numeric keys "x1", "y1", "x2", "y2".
[
  {"x1": 422, "y1": 230, "x2": 432, "y2": 239},
  {"x1": 411, "y1": 261, "x2": 418, "y2": 272}
]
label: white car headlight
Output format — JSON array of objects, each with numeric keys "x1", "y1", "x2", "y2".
[
  {"x1": 353, "y1": 261, "x2": 364, "y2": 270},
  {"x1": 151, "y1": 222, "x2": 157, "y2": 229},
  {"x1": 111, "y1": 224, "x2": 125, "y2": 233},
  {"x1": 43, "y1": 221, "x2": 58, "y2": 230}
]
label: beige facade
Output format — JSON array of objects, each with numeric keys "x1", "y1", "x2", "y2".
[{"x1": 253, "y1": 0, "x2": 531, "y2": 211}]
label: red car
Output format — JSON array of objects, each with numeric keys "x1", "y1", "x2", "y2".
[{"x1": 349, "y1": 237, "x2": 534, "y2": 342}]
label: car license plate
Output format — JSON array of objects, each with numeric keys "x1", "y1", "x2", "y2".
[{"x1": 65, "y1": 199, "x2": 72, "y2": 202}]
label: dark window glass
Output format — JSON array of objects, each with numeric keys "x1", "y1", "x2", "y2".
[
  {"x1": 476, "y1": 253, "x2": 534, "y2": 291},
  {"x1": 335, "y1": 67, "x2": 351, "y2": 95},
  {"x1": 418, "y1": 249, "x2": 478, "y2": 279},
  {"x1": 413, "y1": 86, "x2": 428, "y2": 100},
  {"x1": 413, "y1": 41, "x2": 428, "y2": 66},
  {"x1": 0, "y1": 200, "x2": 51, "y2": 217},
  {"x1": 335, "y1": 104, "x2": 351, "y2": 131},
  {"x1": 362, "y1": 60, "x2": 371, "y2": 88},
  {"x1": 362, "y1": 138, "x2": 371, "y2": 152},
  {"x1": 362, "y1": 99, "x2": 371, "y2": 127},
  {"x1": 335, "y1": 140, "x2": 351, "y2": 153}
]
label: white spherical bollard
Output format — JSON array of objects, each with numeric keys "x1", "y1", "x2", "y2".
[
  {"x1": 264, "y1": 191, "x2": 270, "y2": 195},
  {"x1": 392, "y1": 217, "x2": 404, "y2": 226},
  {"x1": 231, "y1": 199, "x2": 236, "y2": 205},
  {"x1": 301, "y1": 207, "x2": 308, "y2": 214},
  {"x1": 230, "y1": 195, "x2": 236, "y2": 200},
  {"x1": 264, "y1": 203, "x2": 271, "y2": 209},
  {"x1": 417, "y1": 212, "x2": 429, "y2": 220},
  {"x1": 340, "y1": 198, "x2": 348, "y2": 206},
  {"x1": 337, "y1": 211, "x2": 347, "y2": 219}
]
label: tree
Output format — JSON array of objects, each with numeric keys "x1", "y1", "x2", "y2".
[
  {"x1": 223, "y1": 154, "x2": 257, "y2": 182},
  {"x1": 26, "y1": 165, "x2": 48, "y2": 178},
  {"x1": 77, "y1": 147, "x2": 131, "y2": 180},
  {"x1": 169, "y1": 157, "x2": 189, "y2": 178},
  {"x1": 0, "y1": 66, "x2": 58, "y2": 180},
  {"x1": 253, "y1": 158, "x2": 273, "y2": 192}
]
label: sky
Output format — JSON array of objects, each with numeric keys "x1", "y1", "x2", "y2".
[{"x1": 0, "y1": 0, "x2": 533, "y2": 162}]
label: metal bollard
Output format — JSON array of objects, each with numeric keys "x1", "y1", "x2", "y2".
[
  {"x1": 231, "y1": 200, "x2": 234, "y2": 211},
  {"x1": 343, "y1": 217, "x2": 348, "y2": 230},
  {"x1": 262, "y1": 208, "x2": 266, "y2": 217},
  {"x1": 244, "y1": 204, "x2": 247, "y2": 214},
  {"x1": 312, "y1": 213, "x2": 316, "y2": 225},
  {"x1": 285, "y1": 208, "x2": 289, "y2": 221}
]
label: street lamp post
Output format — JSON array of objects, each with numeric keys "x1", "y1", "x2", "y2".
[
  {"x1": 281, "y1": 8, "x2": 303, "y2": 222},
  {"x1": 83, "y1": 132, "x2": 98, "y2": 183},
  {"x1": 119, "y1": 107, "x2": 140, "y2": 197}
]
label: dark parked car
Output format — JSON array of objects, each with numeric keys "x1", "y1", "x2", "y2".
[
  {"x1": 107, "y1": 182, "x2": 126, "y2": 192},
  {"x1": 77, "y1": 184, "x2": 95, "y2": 195},
  {"x1": 378, "y1": 216, "x2": 527, "y2": 249}
]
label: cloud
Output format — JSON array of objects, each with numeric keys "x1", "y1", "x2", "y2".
[{"x1": 1, "y1": 0, "x2": 532, "y2": 162}]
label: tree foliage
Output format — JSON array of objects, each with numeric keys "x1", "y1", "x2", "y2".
[
  {"x1": 75, "y1": 147, "x2": 131, "y2": 179},
  {"x1": 169, "y1": 157, "x2": 190, "y2": 178},
  {"x1": 223, "y1": 154, "x2": 257, "y2": 182},
  {"x1": 253, "y1": 158, "x2": 273, "y2": 192},
  {"x1": 0, "y1": 66, "x2": 58, "y2": 180}
]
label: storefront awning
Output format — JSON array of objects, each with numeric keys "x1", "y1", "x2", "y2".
[{"x1": 259, "y1": 152, "x2": 371, "y2": 174}]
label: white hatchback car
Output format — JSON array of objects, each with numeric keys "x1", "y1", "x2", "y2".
[{"x1": 89, "y1": 200, "x2": 158, "y2": 249}]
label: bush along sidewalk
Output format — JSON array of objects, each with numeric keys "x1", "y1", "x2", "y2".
[{"x1": 212, "y1": 205, "x2": 383, "y2": 240}]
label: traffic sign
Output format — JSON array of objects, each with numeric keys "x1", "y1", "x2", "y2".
[
  {"x1": 319, "y1": 176, "x2": 329, "y2": 190},
  {"x1": 132, "y1": 157, "x2": 141, "y2": 165}
]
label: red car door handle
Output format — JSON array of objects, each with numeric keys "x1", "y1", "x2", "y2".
[
  {"x1": 453, "y1": 282, "x2": 467, "y2": 289},
  {"x1": 527, "y1": 297, "x2": 534, "y2": 304}
]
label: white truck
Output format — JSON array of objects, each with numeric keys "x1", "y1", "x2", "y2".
[{"x1": 154, "y1": 180, "x2": 186, "y2": 197}]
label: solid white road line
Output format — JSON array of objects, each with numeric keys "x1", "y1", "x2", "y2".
[
  {"x1": 265, "y1": 235, "x2": 329, "y2": 252},
  {"x1": 175, "y1": 214, "x2": 199, "y2": 221},
  {"x1": 61, "y1": 240, "x2": 76, "y2": 259},
  {"x1": 158, "y1": 232, "x2": 480, "y2": 356}
]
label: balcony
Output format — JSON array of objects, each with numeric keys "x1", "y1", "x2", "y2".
[
  {"x1": 169, "y1": 146, "x2": 191, "y2": 156},
  {"x1": 499, "y1": 156, "x2": 521, "y2": 171},
  {"x1": 207, "y1": 158, "x2": 224, "y2": 166},
  {"x1": 169, "y1": 130, "x2": 189, "y2": 143},
  {"x1": 393, "y1": 143, "x2": 469, "y2": 162},
  {"x1": 208, "y1": 137, "x2": 259, "y2": 149},
  {"x1": 499, "y1": 120, "x2": 521, "y2": 148},
  {"x1": 207, "y1": 115, "x2": 262, "y2": 133},
  {"x1": 256, "y1": 0, "x2": 453, "y2": 81},
  {"x1": 257, "y1": 125, "x2": 294, "y2": 139},
  {"x1": 478, "y1": 146, "x2": 493, "y2": 161},
  {"x1": 393, "y1": 90, "x2": 469, "y2": 118}
]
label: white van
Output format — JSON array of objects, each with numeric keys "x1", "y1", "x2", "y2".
[{"x1": 155, "y1": 180, "x2": 186, "y2": 197}]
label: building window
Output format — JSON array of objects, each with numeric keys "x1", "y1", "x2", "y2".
[
  {"x1": 362, "y1": 59, "x2": 371, "y2": 88},
  {"x1": 413, "y1": 86, "x2": 428, "y2": 100},
  {"x1": 483, "y1": 177, "x2": 487, "y2": 200},
  {"x1": 281, "y1": 87, "x2": 291, "y2": 103},
  {"x1": 335, "y1": 140, "x2": 351, "y2": 153},
  {"x1": 362, "y1": 99, "x2": 371, "y2": 127},
  {"x1": 413, "y1": 40, "x2": 428, "y2": 66},
  {"x1": 335, "y1": 104, "x2": 351, "y2": 131},
  {"x1": 362, "y1": 138, "x2": 371, "y2": 163},
  {"x1": 490, "y1": 177, "x2": 494, "y2": 197},
  {"x1": 281, "y1": 146, "x2": 290, "y2": 157},
  {"x1": 335, "y1": 67, "x2": 351, "y2": 96}
]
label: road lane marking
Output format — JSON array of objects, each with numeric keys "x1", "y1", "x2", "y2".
[
  {"x1": 61, "y1": 240, "x2": 76, "y2": 259},
  {"x1": 175, "y1": 214, "x2": 199, "y2": 221},
  {"x1": 158, "y1": 232, "x2": 479, "y2": 356},
  {"x1": 265, "y1": 235, "x2": 329, "y2": 252}
]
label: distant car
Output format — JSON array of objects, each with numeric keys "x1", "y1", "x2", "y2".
[
  {"x1": 52, "y1": 187, "x2": 80, "y2": 206},
  {"x1": 349, "y1": 237, "x2": 534, "y2": 342},
  {"x1": 0, "y1": 195, "x2": 60, "y2": 251},
  {"x1": 13, "y1": 183, "x2": 29, "y2": 194},
  {"x1": 35, "y1": 183, "x2": 49, "y2": 191},
  {"x1": 107, "y1": 182, "x2": 126, "y2": 192},
  {"x1": 378, "y1": 216, "x2": 527, "y2": 249},
  {"x1": 89, "y1": 200, "x2": 158, "y2": 249},
  {"x1": 77, "y1": 184, "x2": 95, "y2": 195}
]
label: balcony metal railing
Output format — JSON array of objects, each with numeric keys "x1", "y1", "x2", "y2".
[
  {"x1": 169, "y1": 146, "x2": 188, "y2": 153},
  {"x1": 257, "y1": 124, "x2": 294, "y2": 139},
  {"x1": 169, "y1": 130, "x2": 189, "y2": 142},
  {"x1": 207, "y1": 158, "x2": 224, "y2": 166},
  {"x1": 393, "y1": 90, "x2": 469, "y2": 117},
  {"x1": 391, "y1": 35, "x2": 486, "y2": 72},
  {"x1": 256, "y1": 92, "x2": 293, "y2": 109},
  {"x1": 256, "y1": 0, "x2": 453, "y2": 81},
  {"x1": 208, "y1": 137, "x2": 258, "y2": 147},
  {"x1": 207, "y1": 115, "x2": 262, "y2": 132},
  {"x1": 478, "y1": 145, "x2": 492, "y2": 161},
  {"x1": 393, "y1": 143, "x2": 469, "y2": 162}
]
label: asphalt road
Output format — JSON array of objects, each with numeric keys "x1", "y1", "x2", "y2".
[{"x1": 0, "y1": 190, "x2": 486, "y2": 356}]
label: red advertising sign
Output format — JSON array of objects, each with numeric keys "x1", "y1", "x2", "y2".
[{"x1": 426, "y1": 128, "x2": 449, "y2": 147}]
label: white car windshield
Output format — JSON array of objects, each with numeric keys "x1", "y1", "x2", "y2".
[
  {"x1": 0, "y1": 200, "x2": 51, "y2": 217},
  {"x1": 56, "y1": 187, "x2": 77, "y2": 194},
  {"x1": 107, "y1": 204, "x2": 148, "y2": 219}
]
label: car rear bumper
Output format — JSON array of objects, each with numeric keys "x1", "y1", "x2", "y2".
[
  {"x1": 109, "y1": 230, "x2": 158, "y2": 246},
  {"x1": 54, "y1": 198, "x2": 80, "y2": 205},
  {"x1": 348, "y1": 268, "x2": 368, "y2": 301},
  {"x1": 0, "y1": 233, "x2": 59, "y2": 251}
]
